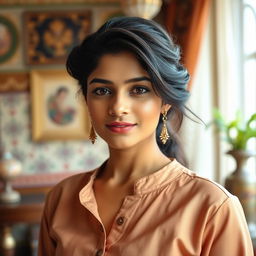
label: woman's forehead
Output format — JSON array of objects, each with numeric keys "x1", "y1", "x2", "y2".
[{"x1": 89, "y1": 52, "x2": 150, "y2": 79}]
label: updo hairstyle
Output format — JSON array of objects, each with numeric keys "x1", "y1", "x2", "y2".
[{"x1": 66, "y1": 16, "x2": 191, "y2": 165}]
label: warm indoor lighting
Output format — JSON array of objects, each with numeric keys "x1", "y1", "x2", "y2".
[{"x1": 120, "y1": 0, "x2": 162, "y2": 20}]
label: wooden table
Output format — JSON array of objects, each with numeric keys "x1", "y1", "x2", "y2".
[{"x1": 0, "y1": 194, "x2": 45, "y2": 256}]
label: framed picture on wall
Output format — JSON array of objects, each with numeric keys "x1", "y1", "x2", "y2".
[
  {"x1": 30, "y1": 70, "x2": 90, "y2": 141},
  {"x1": 24, "y1": 10, "x2": 91, "y2": 65},
  {"x1": 0, "y1": 14, "x2": 19, "y2": 64}
]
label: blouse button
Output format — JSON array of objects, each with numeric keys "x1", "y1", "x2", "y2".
[
  {"x1": 116, "y1": 216, "x2": 125, "y2": 225},
  {"x1": 95, "y1": 249, "x2": 103, "y2": 256}
]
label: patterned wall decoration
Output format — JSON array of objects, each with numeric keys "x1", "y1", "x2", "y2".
[
  {"x1": 0, "y1": 72, "x2": 29, "y2": 92},
  {"x1": 24, "y1": 10, "x2": 91, "y2": 65},
  {"x1": 0, "y1": 14, "x2": 18, "y2": 64},
  {"x1": 0, "y1": 11, "x2": 23, "y2": 69},
  {"x1": 0, "y1": 92, "x2": 109, "y2": 174},
  {"x1": 0, "y1": 0, "x2": 118, "y2": 4},
  {"x1": 0, "y1": 4, "x2": 121, "y2": 176}
]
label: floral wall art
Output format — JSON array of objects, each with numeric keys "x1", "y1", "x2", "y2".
[
  {"x1": 24, "y1": 10, "x2": 91, "y2": 65},
  {"x1": 0, "y1": 92, "x2": 109, "y2": 174},
  {"x1": 0, "y1": 4, "x2": 121, "y2": 177}
]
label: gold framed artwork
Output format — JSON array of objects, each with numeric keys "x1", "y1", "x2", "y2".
[
  {"x1": 0, "y1": 14, "x2": 19, "y2": 65},
  {"x1": 24, "y1": 10, "x2": 91, "y2": 65},
  {"x1": 31, "y1": 70, "x2": 90, "y2": 141}
]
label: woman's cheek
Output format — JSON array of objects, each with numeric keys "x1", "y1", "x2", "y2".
[
  {"x1": 137, "y1": 100, "x2": 161, "y2": 117},
  {"x1": 86, "y1": 102, "x2": 102, "y2": 125}
]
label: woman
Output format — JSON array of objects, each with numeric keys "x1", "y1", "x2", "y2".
[{"x1": 38, "y1": 17, "x2": 253, "y2": 255}]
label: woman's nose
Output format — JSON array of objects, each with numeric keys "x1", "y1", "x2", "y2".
[{"x1": 108, "y1": 93, "x2": 129, "y2": 117}]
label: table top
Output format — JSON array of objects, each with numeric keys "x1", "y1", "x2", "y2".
[{"x1": 0, "y1": 193, "x2": 45, "y2": 225}]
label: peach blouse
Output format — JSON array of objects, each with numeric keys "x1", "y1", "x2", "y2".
[{"x1": 38, "y1": 159, "x2": 254, "y2": 256}]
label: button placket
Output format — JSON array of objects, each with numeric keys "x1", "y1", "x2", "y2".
[
  {"x1": 95, "y1": 248, "x2": 103, "y2": 256},
  {"x1": 116, "y1": 216, "x2": 125, "y2": 226},
  {"x1": 96, "y1": 223, "x2": 106, "y2": 256},
  {"x1": 107, "y1": 196, "x2": 140, "y2": 247}
]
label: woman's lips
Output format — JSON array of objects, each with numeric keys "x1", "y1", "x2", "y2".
[{"x1": 106, "y1": 122, "x2": 137, "y2": 133}]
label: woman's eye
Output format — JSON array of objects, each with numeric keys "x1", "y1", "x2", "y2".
[
  {"x1": 92, "y1": 88, "x2": 111, "y2": 96},
  {"x1": 131, "y1": 87, "x2": 150, "y2": 95}
]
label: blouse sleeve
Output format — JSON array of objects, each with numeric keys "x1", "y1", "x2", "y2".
[
  {"x1": 201, "y1": 196, "x2": 254, "y2": 256},
  {"x1": 37, "y1": 194, "x2": 56, "y2": 256}
]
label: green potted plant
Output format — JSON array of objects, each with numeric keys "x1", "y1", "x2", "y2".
[
  {"x1": 209, "y1": 109, "x2": 256, "y2": 237},
  {"x1": 210, "y1": 108, "x2": 256, "y2": 151}
]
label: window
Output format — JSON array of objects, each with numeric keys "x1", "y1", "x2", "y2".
[{"x1": 241, "y1": 0, "x2": 256, "y2": 168}]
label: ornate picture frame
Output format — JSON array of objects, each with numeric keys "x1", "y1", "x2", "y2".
[
  {"x1": 0, "y1": 72, "x2": 29, "y2": 92},
  {"x1": 24, "y1": 10, "x2": 91, "y2": 65},
  {"x1": 30, "y1": 70, "x2": 90, "y2": 141},
  {"x1": 0, "y1": 15, "x2": 19, "y2": 64}
]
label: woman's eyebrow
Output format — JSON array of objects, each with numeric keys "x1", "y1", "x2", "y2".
[
  {"x1": 89, "y1": 76, "x2": 151, "y2": 85},
  {"x1": 89, "y1": 78, "x2": 113, "y2": 85},
  {"x1": 124, "y1": 76, "x2": 151, "y2": 83}
]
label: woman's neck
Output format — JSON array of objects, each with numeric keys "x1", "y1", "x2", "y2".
[{"x1": 99, "y1": 140, "x2": 171, "y2": 186}]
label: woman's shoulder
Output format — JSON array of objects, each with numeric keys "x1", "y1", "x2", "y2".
[
  {"x1": 168, "y1": 162, "x2": 245, "y2": 223},
  {"x1": 174, "y1": 162, "x2": 234, "y2": 205}
]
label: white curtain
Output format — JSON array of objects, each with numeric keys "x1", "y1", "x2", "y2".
[{"x1": 181, "y1": 0, "x2": 242, "y2": 184}]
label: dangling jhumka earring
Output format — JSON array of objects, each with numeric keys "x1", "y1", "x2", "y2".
[
  {"x1": 159, "y1": 110, "x2": 170, "y2": 144},
  {"x1": 89, "y1": 126, "x2": 97, "y2": 144}
]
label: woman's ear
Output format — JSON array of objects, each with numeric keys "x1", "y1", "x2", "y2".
[{"x1": 161, "y1": 104, "x2": 171, "y2": 114}]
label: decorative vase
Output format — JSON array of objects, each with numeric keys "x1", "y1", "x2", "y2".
[
  {"x1": 1, "y1": 226, "x2": 16, "y2": 255},
  {"x1": 0, "y1": 149, "x2": 22, "y2": 203},
  {"x1": 225, "y1": 149, "x2": 256, "y2": 239}
]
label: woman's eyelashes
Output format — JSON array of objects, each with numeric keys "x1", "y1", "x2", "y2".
[
  {"x1": 130, "y1": 86, "x2": 150, "y2": 95},
  {"x1": 92, "y1": 87, "x2": 111, "y2": 96},
  {"x1": 91, "y1": 86, "x2": 151, "y2": 96}
]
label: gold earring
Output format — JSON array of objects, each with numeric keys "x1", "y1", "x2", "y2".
[
  {"x1": 89, "y1": 126, "x2": 97, "y2": 144},
  {"x1": 159, "y1": 110, "x2": 170, "y2": 144}
]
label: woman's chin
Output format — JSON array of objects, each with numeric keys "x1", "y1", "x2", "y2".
[{"x1": 107, "y1": 140, "x2": 137, "y2": 151}]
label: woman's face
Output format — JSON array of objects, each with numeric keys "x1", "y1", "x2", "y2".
[{"x1": 86, "y1": 51, "x2": 169, "y2": 149}]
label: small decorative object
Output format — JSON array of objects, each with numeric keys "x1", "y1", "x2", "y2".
[
  {"x1": 209, "y1": 109, "x2": 256, "y2": 238},
  {"x1": 120, "y1": 0, "x2": 162, "y2": 19},
  {"x1": 0, "y1": 148, "x2": 22, "y2": 203},
  {"x1": 1, "y1": 226, "x2": 16, "y2": 254},
  {"x1": 24, "y1": 10, "x2": 91, "y2": 65}
]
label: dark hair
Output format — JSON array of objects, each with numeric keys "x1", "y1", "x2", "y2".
[{"x1": 66, "y1": 16, "x2": 191, "y2": 165}]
